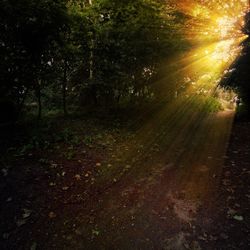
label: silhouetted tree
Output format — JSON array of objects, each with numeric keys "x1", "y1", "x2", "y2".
[{"x1": 221, "y1": 12, "x2": 250, "y2": 117}]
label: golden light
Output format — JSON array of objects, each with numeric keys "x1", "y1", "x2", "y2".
[
  {"x1": 175, "y1": 0, "x2": 249, "y2": 97},
  {"x1": 98, "y1": 1, "x2": 250, "y2": 212},
  {"x1": 179, "y1": 0, "x2": 248, "y2": 41}
]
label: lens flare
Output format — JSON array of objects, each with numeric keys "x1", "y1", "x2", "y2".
[
  {"x1": 179, "y1": 0, "x2": 249, "y2": 41},
  {"x1": 175, "y1": 0, "x2": 249, "y2": 96}
]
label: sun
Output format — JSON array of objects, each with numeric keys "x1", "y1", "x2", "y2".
[{"x1": 174, "y1": 0, "x2": 249, "y2": 95}]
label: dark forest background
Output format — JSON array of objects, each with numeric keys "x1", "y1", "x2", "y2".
[
  {"x1": 0, "y1": 0, "x2": 189, "y2": 122},
  {"x1": 0, "y1": 0, "x2": 249, "y2": 124}
]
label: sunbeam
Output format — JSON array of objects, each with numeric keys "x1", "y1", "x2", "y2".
[
  {"x1": 101, "y1": 0, "x2": 250, "y2": 204},
  {"x1": 175, "y1": 0, "x2": 249, "y2": 96},
  {"x1": 2, "y1": 1, "x2": 250, "y2": 248}
]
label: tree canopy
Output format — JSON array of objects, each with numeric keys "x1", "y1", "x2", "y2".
[
  {"x1": 4, "y1": 0, "x2": 250, "y2": 121},
  {"x1": 0, "y1": 0, "x2": 189, "y2": 121}
]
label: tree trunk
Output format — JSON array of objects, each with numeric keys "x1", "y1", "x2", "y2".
[
  {"x1": 17, "y1": 86, "x2": 30, "y2": 116},
  {"x1": 62, "y1": 60, "x2": 68, "y2": 116},
  {"x1": 88, "y1": 0, "x2": 94, "y2": 81},
  {"x1": 37, "y1": 80, "x2": 42, "y2": 120},
  {"x1": 89, "y1": 29, "x2": 96, "y2": 104}
]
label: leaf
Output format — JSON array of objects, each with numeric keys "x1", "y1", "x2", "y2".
[
  {"x1": 48, "y1": 212, "x2": 57, "y2": 219},
  {"x1": 227, "y1": 208, "x2": 237, "y2": 216},
  {"x1": 6, "y1": 197, "x2": 12, "y2": 202},
  {"x1": 17, "y1": 219, "x2": 27, "y2": 227},
  {"x1": 75, "y1": 229, "x2": 82, "y2": 235},
  {"x1": 1, "y1": 168, "x2": 8, "y2": 177},
  {"x1": 30, "y1": 242, "x2": 37, "y2": 250},
  {"x1": 50, "y1": 163, "x2": 58, "y2": 168},
  {"x1": 22, "y1": 209, "x2": 32, "y2": 219},
  {"x1": 92, "y1": 229, "x2": 100, "y2": 236},
  {"x1": 75, "y1": 174, "x2": 81, "y2": 180},
  {"x1": 233, "y1": 215, "x2": 244, "y2": 221}
]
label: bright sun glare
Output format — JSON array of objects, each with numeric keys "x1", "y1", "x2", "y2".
[{"x1": 175, "y1": 0, "x2": 249, "y2": 99}]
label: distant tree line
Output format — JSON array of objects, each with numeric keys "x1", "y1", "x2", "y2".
[{"x1": 0, "y1": 0, "x2": 189, "y2": 122}]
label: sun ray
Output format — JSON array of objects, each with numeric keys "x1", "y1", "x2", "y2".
[{"x1": 100, "y1": 1, "x2": 250, "y2": 199}]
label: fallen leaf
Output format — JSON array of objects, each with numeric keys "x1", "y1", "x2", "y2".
[
  {"x1": 75, "y1": 174, "x2": 81, "y2": 180},
  {"x1": 22, "y1": 209, "x2": 32, "y2": 219},
  {"x1": 49, "y1": 212, "x2": 57, "y2": 219},
  {"x1": 16, "y1": 219, "x2": 27, "y2": 227},
  {"x1": 227, "y1": 208, "x2": 237, "y2": 216},
  {"x1": 75, "y1": 229, "x2": 82, "y2": 235},
  {"x1": 30, "y1": 242, "x2": 37, "y2": 250},
  {"x1": 233, "y1": 215, "x2": 244, "y2": 221},
  {"x1": 50, "y1": 163, "x2": 58, "y2": 168},
  {"x1": 1, "y1": 168, "x2": 8, "y2": 177},
  {"x1": 6, "y1": 197, "x2": 12, "y2": 202},
  {"x1": 92, "y1": 229, "x2": 100, "y2": 236}
]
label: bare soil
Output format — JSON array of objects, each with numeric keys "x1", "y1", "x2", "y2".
[{"x1": 0, "y1": 113, "x2": 249, "y2": 250}]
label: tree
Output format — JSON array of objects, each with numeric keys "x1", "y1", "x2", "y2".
[
  {"x1": 0, "y1": 0, "x2": 188, "y2": 120},
  {"x1": 221, "y1": 12, "x2": 250, "y2": 117},
  {"x1": 0, "y1": 0, "x2": 69, "y2": 119},
  {"x1": 75, "y1": 0, "x2": 186, "y2": 106}
]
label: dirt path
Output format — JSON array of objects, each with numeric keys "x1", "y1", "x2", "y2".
[
  {"x1": 1, "y1": 110, "x2": 250, "y2": 250},
  {"x1": 64, "y1": 110, "x2": 235, "y2": 250}
]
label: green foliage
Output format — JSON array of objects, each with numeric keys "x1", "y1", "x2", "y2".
[
  {"x1": 0, "y1": 0, "x2": 69, "y2": 98},
  {"x1": 81, "y1": 0, "x2": 187, "y2": 104},
  {"x1": 206, "y1": 96, "x2": 223, "y2": 113},
  {"x1": 0, "y1": 0, "x2": 189, "y2": 120}
]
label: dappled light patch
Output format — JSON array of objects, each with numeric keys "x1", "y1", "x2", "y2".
[{"x1": 167, "y1": 192, "x2": 198, "y2": 223}]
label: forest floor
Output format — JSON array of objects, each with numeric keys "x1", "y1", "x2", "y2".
[{"x1": 0, "y1": 108, "x2": 250, "y2": 250}]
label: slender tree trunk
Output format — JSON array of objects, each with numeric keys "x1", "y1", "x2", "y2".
[
  {"x1": 132, "y1": 74, "x2": 138, "y2": 103},
  {"x1": 89, "y1": 39, "x2": 94, "y2": 81},
  {"x1": 17, "y1": 86, "x2": 30, "y2": 116},
  {"x1": 37, "y1": 80, "x2": 42, "y2": 120},
  {"x1": 89, "y1": 29, "x2": 96, "y2": 105},
  {"x1": 88, "y1": 0, "x2": 98, "y2": 105},
  {"x1": 89, "y1": 0, "x2": 94, "y2": 81},
  {"x1": 62, "y1": 60, "x2": 68, "y2": 116}
]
